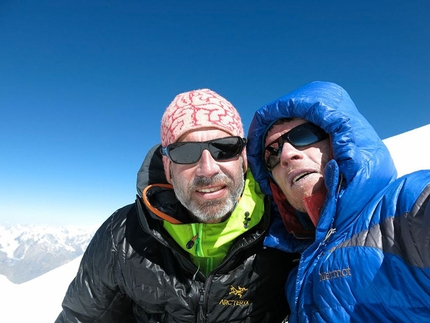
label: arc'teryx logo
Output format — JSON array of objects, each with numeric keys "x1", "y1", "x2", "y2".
[
  {"x1": 229, "y1": 285, "x2": 248, "y2": 298},
  {"x1": 219, "y1": 285, "x2": 250, "y2": 307}
]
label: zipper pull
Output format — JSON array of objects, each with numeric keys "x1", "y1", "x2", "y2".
[
  {"x1": 323, "y1": 228, "x2": 336, "y2": 243},
  {"x1": 186, "y1": 234, "x2": 199, "y2": 249}
]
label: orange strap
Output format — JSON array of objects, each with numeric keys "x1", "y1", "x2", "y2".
[{"x1": 142, "y1": 184, "x2": 183, "y2": 224}]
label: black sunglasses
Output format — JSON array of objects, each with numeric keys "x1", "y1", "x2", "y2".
[
  {"x1": 161, "y1": 136, "x2": 247, "y2": 164},
  {"x1": 264, "y1": 122, "x2": 328, "y2": 171}
]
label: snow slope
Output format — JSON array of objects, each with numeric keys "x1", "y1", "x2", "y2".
[
  {"x1": 383, "y1": 124, "x2": 430, "y2": 177},
  {"x1": 0, "y1": 256, "x2": 82, "y2": 322}
]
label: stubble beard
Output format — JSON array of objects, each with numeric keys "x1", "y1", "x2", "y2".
[{"x1": 171, "y1": 168, "x2": 245, "y2": 224}]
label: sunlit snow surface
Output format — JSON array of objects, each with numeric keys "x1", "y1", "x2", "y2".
[
  {"x1": 0, "y1": 256, "x2": 82, "y2": 322},
  {"x1": 383, "y1": 124, "x2": 430, "y2": 177}
]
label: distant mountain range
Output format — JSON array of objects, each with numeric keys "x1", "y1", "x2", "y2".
[{"x1": 0, "y1": 224, "x2": 95, "y2": 284}]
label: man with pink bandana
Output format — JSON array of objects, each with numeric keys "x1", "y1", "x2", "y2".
[{"x1": 56, "y1": 89, "x2": 297, "y2": 322}]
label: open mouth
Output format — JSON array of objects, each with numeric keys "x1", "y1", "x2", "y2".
[
  {"x1": 292, "y1": 172, "x2": 314, "y2": 184},
  {"x1": 197, "y1": 186, "x2": 225, "y2": 193}
]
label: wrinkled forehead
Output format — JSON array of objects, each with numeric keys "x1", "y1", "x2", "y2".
[{"x1": 264, "y1": 118, "x2": 308, "y2": 147}]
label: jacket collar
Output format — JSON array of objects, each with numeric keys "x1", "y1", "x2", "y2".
[{"x1": 270, "y1": 179, "x2": 327, "y2": 240}]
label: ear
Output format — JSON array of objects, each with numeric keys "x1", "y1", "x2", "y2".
[
  {"x1": 241, "y1": 148, "x2": 248, "y2": 174},
  {"x1": 162, "y1": 156, "x2": 172, "y2": 183}
]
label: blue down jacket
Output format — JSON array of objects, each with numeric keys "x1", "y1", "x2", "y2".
[{"x1": 247, "y1": 81, "x2": 430, "y2": 322}]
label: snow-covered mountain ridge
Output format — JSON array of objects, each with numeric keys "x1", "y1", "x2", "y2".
[{"x1": 0, "y1": 224, "x2": 95, "y2": 284}]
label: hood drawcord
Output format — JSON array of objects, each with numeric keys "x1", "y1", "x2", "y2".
[{"x1": 192, "y1": 264, "x2": 201, "y2": 281}]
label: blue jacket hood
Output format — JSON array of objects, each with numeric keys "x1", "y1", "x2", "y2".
[{"x1": 247, "y1": 81, "x2": 397, "y2": 251}]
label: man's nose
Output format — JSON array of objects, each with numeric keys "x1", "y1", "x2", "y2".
[
  {"x1": 195, "y1": 149, "x2": 221, "y2": 177},
  {"x1": 279, "y1": 142, "x2": 304, "y2": 166}
]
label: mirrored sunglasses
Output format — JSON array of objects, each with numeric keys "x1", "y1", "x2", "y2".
[
  {"x1": 264, "y1": 122, "x2": 328, "y2": 171},
  {"x1": 161, "y1": 136, "x2": 247, "y2": 164}
]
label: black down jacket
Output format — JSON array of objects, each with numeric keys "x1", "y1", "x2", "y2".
[{"x1": 55, "y1": 144, "x2": 298, "y2": 323}]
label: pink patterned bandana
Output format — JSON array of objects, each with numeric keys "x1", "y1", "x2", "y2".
[{"x1": 161, "y1": 89, "x2": 244, "y2": 147}]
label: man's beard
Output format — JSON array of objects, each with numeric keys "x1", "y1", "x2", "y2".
[{"x1": 171, "y1": 167, "x2": 245, "y2": 224}]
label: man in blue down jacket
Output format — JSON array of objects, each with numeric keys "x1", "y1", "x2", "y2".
[
  {"x1": 56, "y1": 88, "x2": 297, "y2": 323},
  {"x1": 247, "y1": 81, "x2": 430, "y2": 322}
]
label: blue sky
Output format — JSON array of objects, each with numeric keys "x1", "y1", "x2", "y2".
[{"x1": 1, "y1": 0, "x2": 429, "y2": 226}]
